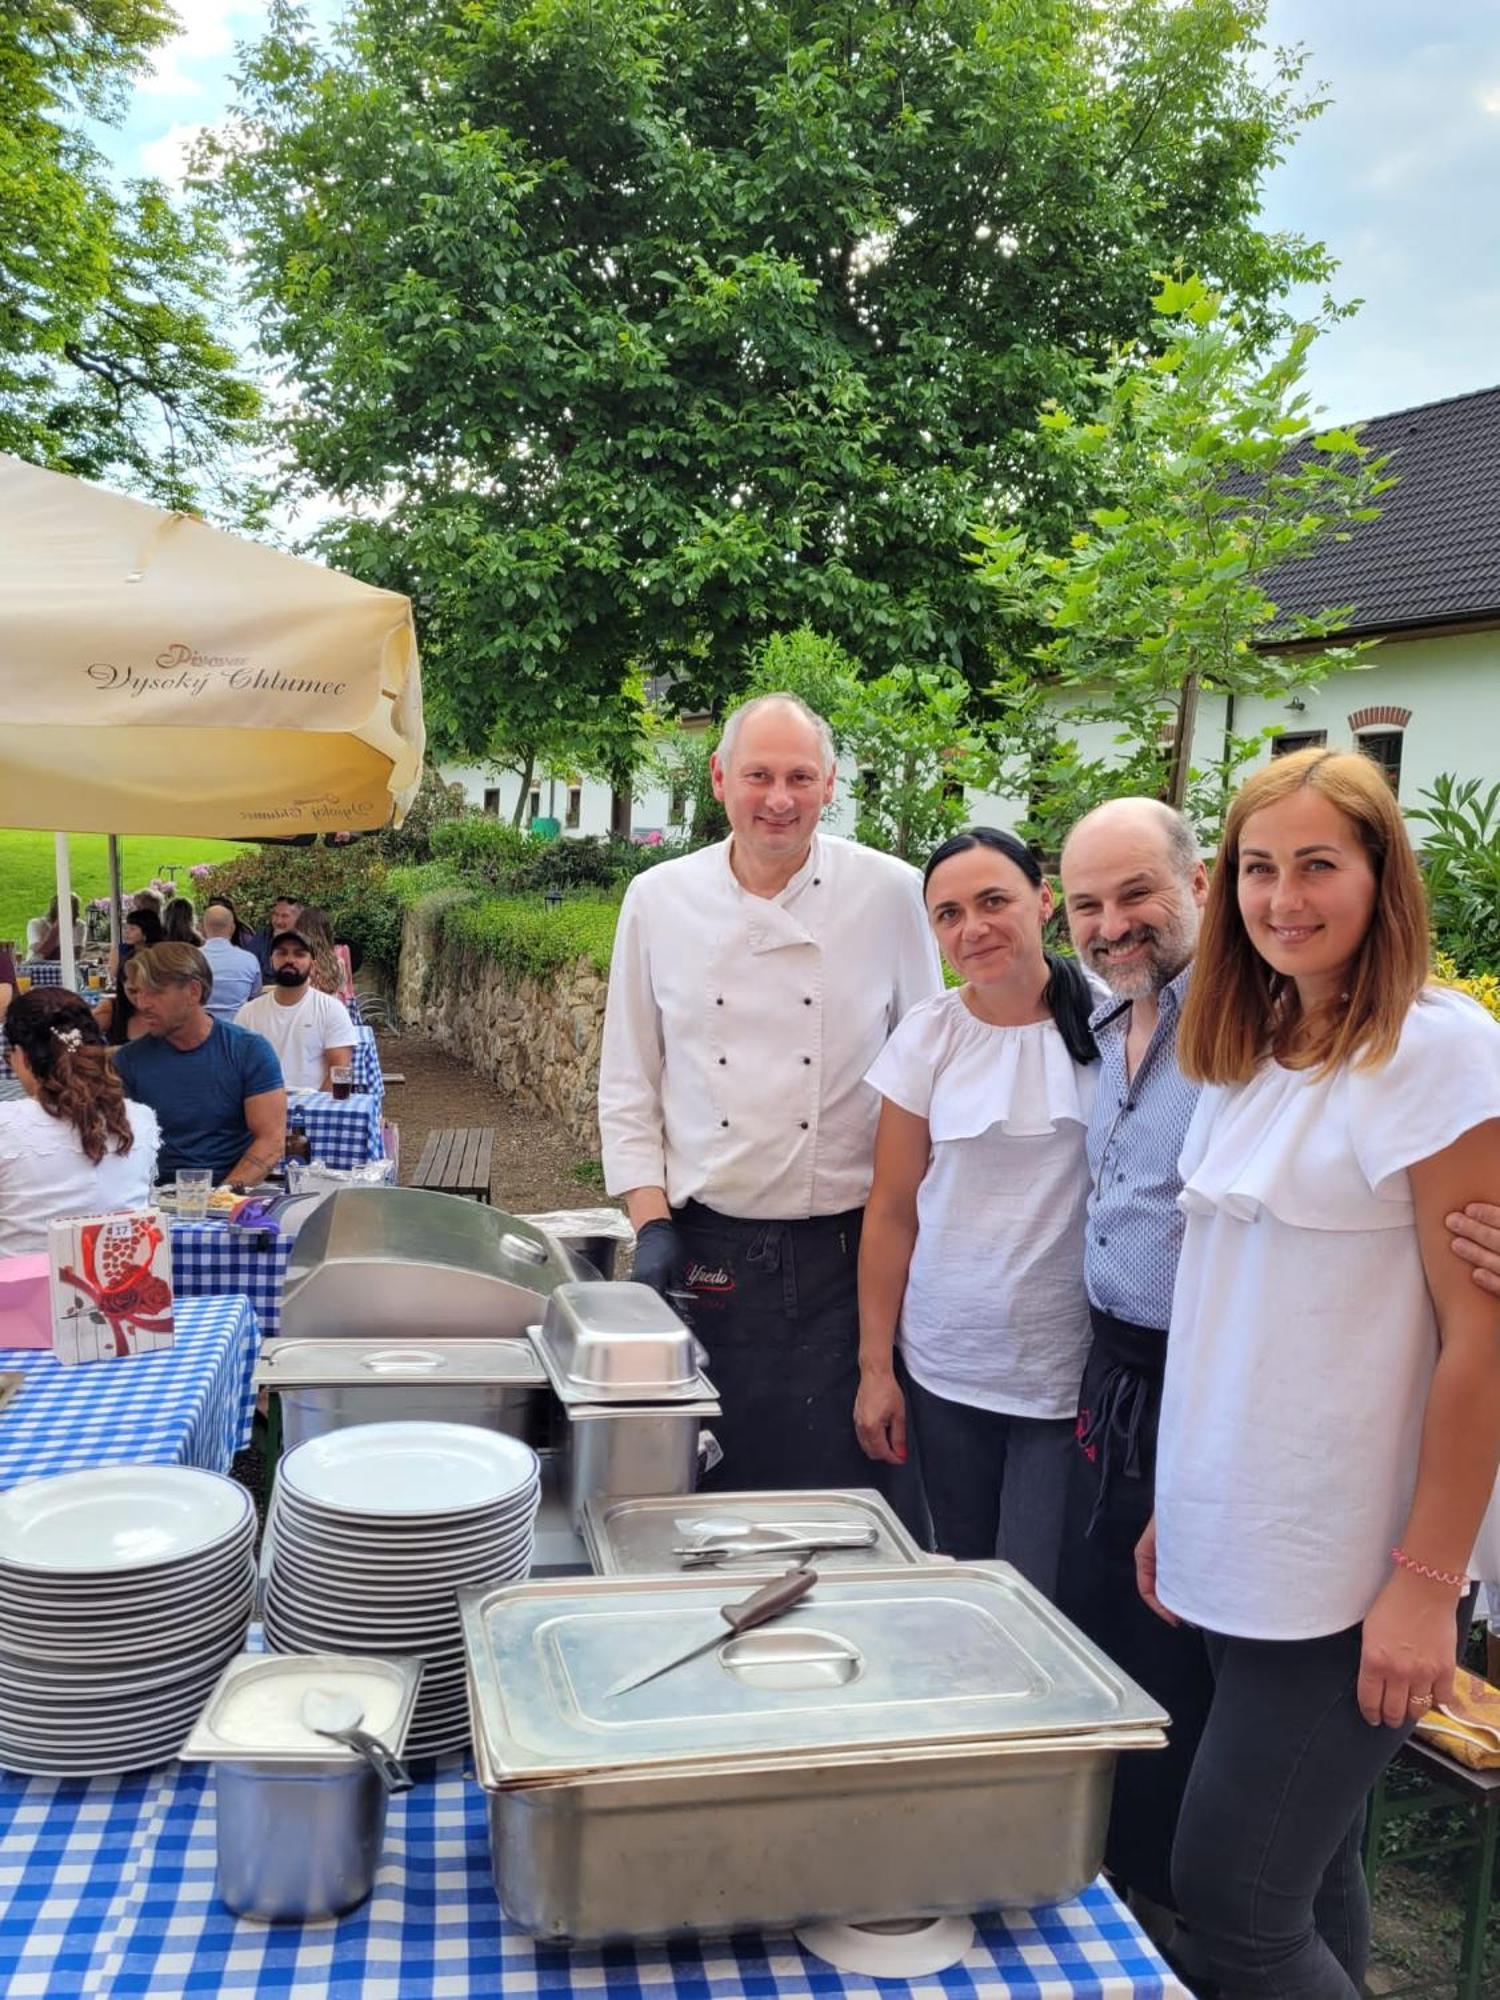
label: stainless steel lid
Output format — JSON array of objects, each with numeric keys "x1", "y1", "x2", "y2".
[
  {"x1": 255, "y1": 1338, "x2": 546, "y2": 1389},
  {"x1": 461, "y1": 1563, "x2": 1168, "y2": 1786},
  {"x1": 281, "y1": 1188, "x2": 577, "y2": 1343},
  {"x1": 180, "y1": 1651, "x2": 423, "y2": 1765},
  {"x1": 581, "y1": 1489, "x2": 927, "y2": 1575},
  {"x1": 532, "y1": 1282, "x2": 716, "y2": 1404}
]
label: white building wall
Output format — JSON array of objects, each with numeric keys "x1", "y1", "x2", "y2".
[{"x1": 445, "y1": 627, "x2": 1500, "y2": 853}]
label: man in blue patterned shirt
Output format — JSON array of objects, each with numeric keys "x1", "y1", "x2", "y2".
[{"x1": 1056, "y1": 796, "x2": 1213, "y2": 1933}]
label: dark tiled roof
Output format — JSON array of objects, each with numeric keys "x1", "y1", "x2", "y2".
[{"x1": 1261, "y1": 382, "x2": 1500, "y2": 639}]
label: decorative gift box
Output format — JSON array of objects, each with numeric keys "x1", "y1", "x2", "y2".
[{"x1": 47, "y1": 1209, "x2": 175, "y2": 1365}]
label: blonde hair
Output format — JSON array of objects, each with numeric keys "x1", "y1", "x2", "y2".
[
  {"x1": 1177, "y1": 748, "x2": 1430, "y2": 1084},
  {"x1": 124, "y1": 941, "x2": 213, "y2": 1003}
]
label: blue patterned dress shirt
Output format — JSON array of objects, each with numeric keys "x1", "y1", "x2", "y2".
[{"x1": 1083, "y1": 963, "x2": 1201, "y2": 1333}]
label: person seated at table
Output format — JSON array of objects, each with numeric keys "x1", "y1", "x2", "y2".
[
  {"x1": 199, "y1": 902, "x2": 262, "y2": 1023},
  {"x1": 162, "y1": 897, "x2": 202, "y2": 946},
  {"x1": 250, "y1": 894, "x2": 303, "y2": 975},
  {"x1": 296, "y1": 904, "x2": 355, "y2": 1002},
  {"x1": 96, "y1": 908, "x2": 165, "y2": 1045},
  {"x1": 115, "y1": 943, "x2": 286, "y2": 1188},
  {"x1": 234, "y1": 930, "x2": 355, "y2": 1093},
  {"x1": 0, "y1": 941, "x2": 15, "y2": 1021},
  {"x1": 0, "y1": 988, "x2": 158, "y2": 1256},
  {"x1": 26, "y1": 894, "x2": 85, "y2": 962}
]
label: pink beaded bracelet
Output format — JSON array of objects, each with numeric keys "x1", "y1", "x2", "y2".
[{"x1": 1391, "y1": 1545, "x2": 1469, "y2": 1591}]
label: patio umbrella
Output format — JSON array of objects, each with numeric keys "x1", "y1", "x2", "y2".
[{"x1": 0, "y1": 456, "x2": 426, "y2": 992}]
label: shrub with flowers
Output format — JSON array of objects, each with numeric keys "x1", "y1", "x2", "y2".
[{"x1": 1433, "y1": 951, "x2": 1500, "y2": 1024}]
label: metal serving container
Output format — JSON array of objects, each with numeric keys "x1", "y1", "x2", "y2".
[
  {"x1": 532, "y1": 1282, "x2": 711, "y2": 1402},
  {"x1": 254, "y1": 1338, "x2": 549, "y2": 1451},
  {"x1": 563, "y1": 1397, "x2": 720, "y2": 1529},
  {"x1": 581, "y1": 1488, "x2": 928, "y2": 1576},
  {"x1": 520, "y1": 1209, "x2": 635, "y2": 1283},
  {"x1": 461, "y1": 1563, "x2": 1166, "y2": 1942},
  {"x1": 181, "y1": 1652, "x2": 422, "y2": 1922},
  {"x1": 279, "y1": 1187, "x2": 577, "y2": 1343}
]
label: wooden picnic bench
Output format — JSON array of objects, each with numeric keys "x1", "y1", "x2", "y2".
[{"x1": 409, "y1": 1127, "x2": 495, "y2": 1203}]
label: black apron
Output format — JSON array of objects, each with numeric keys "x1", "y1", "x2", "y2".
[{"x1": 1057, "y1": 1305, "x2": 1215, "y2": 1912}]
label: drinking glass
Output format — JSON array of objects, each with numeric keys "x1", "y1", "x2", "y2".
[
  {"x1": 176, "y1": 1168, "x2": 213, "y2": 1221},
  {"x1": 329, "y1": 1065, "x2": 354, "y2": 1102}
]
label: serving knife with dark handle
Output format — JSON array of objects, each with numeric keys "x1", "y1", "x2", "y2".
[{"x1": 605, "y1": 1566, "x2": 817, "y2": 1698}]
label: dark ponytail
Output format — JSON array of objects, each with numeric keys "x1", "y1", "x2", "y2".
[
  {"x1": 923, "y1": 826, "x2": 1098, "y2": 1067},
  {"x1": 3, "y1": 988, "x2": 135, "y2": 1163}
]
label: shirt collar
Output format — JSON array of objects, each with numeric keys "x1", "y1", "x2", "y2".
[
  {"x1": 719, "y1": 831, "x2": 823, "y2": 904},
  {"x1": 1089, "y1": 956, "x2": 1195, "y2": 1035}
]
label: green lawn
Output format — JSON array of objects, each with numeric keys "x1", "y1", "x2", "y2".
[{"x1": 0, "y1": 832, "x2": 254, "y2": 947}]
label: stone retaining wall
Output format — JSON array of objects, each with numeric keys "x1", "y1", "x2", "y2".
[{"x1": 394, "y1": 907, "x2": 606, "y2": 1154}]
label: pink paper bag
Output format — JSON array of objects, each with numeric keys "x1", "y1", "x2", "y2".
[{"x1": 0, "y1": 1254, "x2": 52, "y2": 1349}]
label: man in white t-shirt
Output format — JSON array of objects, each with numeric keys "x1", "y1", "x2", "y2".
[{"x1": 234, "y1": 930, "x2": 355, "y2": 1093}]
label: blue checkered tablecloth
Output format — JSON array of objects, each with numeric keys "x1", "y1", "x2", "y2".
[
  {"x1": 17, "y1": 961, "x2": 63, "y2": 987},
  {"x1": 0, "y1": 1761, "x2": 1177, "y2": 2000},
  {"x1": 351, "y1": 1026, "x2": 382, "y2": 1100},
  {"x1": 171, "y1": 1221, "x2": 295, "y2": 1344},
  {"x1": 286, "y1": 1091, "x2": 385, "y2": 1169},
  {"x1": 0, "y1": 1295, "x2": 260, "y2": 1489}
]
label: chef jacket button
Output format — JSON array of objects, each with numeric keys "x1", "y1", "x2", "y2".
[
  {"x1": 718, "y1": 1057, "x2": 726, "y2": 1066},
  {"x1": 720, "y1": 1119, "x2": 729, "y2": 1128},
  {"x1": 716, "y1": 997, "x2": 724, "y2": 1006},
  {"x1": 813, "y1": 877, "x2": 821, "y2": 886},
  {"x1": 802, "y1": 996, "x2": 812, "y2": 1006},
  {"x1": 799, "y1": 1121, "x2": 809, "y2": 1130},
  {"x1": 802, "y1": 1056, "x2": 811, "y2": 1065}
]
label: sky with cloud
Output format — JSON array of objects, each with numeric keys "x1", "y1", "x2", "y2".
[{"x1": 97, "y1": 0, "x2": 1499, "y2": 429}]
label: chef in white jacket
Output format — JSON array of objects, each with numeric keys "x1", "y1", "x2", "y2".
[{"x1": 598, "y1": 693, "x2": 942, "y2": 1492}]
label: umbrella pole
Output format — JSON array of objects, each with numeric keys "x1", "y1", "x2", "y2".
[
  {"x1": 54, "y1": 833, "x2": 77, "y2": 992},
  {"x1": 107, "y1": 836, "x2": 124, "y2": 958}
]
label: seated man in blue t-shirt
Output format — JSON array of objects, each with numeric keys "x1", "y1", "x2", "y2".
[{"x1": 114, "y1": 942, "x2": 287, "y2": 1187}]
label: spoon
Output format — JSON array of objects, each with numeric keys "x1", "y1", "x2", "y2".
[{"x1": 299, "y1": 1687, "x2": 413, "y2": 1793}]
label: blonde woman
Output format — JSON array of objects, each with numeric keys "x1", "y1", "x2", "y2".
[{"x1": 1142, "y1": 748, "x2": 1500, "y2": 1997}]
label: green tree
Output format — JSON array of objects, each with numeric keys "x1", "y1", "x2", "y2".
[
  {"x1": 0, "y1": 0, "x2": 257, "y2": 506},
  {"x1": 213, "y1": 0, "x2": 1331, "y2": 760},
  {"x1": 976, "y1": 275, "x2": 1393, "y2": 833}
]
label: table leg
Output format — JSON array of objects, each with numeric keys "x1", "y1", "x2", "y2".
[{"x1": 1458, "y1": 1790, "x2": 1499, "y2": 2000}]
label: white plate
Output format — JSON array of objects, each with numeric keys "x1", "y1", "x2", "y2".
[
  {"x1": 0, "y1": 1690, "x2": 213, "y2": 1744},
  {"x1": 268, "y1": 1532, "x2": 533, "y2": 1591},
  {"x1": 0, "y1": 1583, "x2": 253, "y2": 1664},
  {"x1": 270, "y1": 1504, "x2": 537, "y2": 1556},
  {"x1": 261, "y1": 1599, "x2": 466, "y2": 1653},
  {"x1": 277, "y1": 1424, "x2": 539, "y2": 1518},
  {"x1": 0, "y1": 1733, "x2": 191, "y2": 1777},
  {"x1": 0, "y1": 1468, "x2": 252, "y2": 1574},
  {"x1": 0, "y1": 1631, "x2": 245, "y2": 1697},
  {"x1": 270, "y1": 1481, "x2": 539, "y2": 1543},
  {"x1": 3, "y1": 1539, "x2": 255, "y2": 1609},
  {"x1": 0, "y1": 1560, "x2": 256, "y2": 1632}
]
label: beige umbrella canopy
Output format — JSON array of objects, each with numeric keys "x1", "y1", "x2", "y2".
[{"x1": 0, "y1": 455, "x2": 425, "y2": 839}]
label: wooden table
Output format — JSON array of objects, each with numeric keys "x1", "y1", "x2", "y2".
[{"x1": 411, "y1": 1126, "x2": 494, "y2": 1202}]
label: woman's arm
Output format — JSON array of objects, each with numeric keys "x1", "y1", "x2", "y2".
[
  {"x1": 1358, "y1": 1118, "x2": 1500, "y2": 1727},
  {"x1": 854, "y1": 1099, "x2": 929, "y2": 1465}
]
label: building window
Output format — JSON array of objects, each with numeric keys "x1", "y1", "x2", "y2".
[
  {"x1": 527, "y1": 787, "x2": 541, "y2": 823},
  {"x1": 565, "y1": 783, "x2": 582, "y2": 830},
  {"x1": 1271, "y1": 730, "x2": 1328, "y2": 758},
  {"x1": 1358, "y1": 729, "x2": 1403, "y2": 795},
  {"x1": 482, "y1": 788, "x2": 500, "y2": 817}
]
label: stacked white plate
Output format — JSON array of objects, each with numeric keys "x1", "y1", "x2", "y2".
[
  {"x1": 263, "y1": 1422, "x2": 540, "y2": 1758},
  {"x1": 0, "y1": 1466, "x2": 256, "y2": 1777}
]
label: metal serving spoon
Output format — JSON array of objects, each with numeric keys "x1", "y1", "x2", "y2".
[{"x1": 299, "y1": 1687, "x2": 413, "y2": 1792}]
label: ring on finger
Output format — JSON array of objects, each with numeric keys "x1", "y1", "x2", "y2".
[{"x1": 1407, "y1": 1692, "x2": 1434, "y2": 1713}]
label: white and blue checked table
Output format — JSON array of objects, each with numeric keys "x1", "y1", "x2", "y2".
[
  {"x1": 171, "y1": 1221, "x2": 295, "y2": 1344},
  {"x1": 287, "y1": 1090, "x2": 386, "y2": 1169},
  {"x1": 350, "y1": 1026, "x2": 383, "y2": 1100},
  {"x1": 0, "y1": 1294, "x2": 260, "y2": 1489},
  {"x1": 0, "y1": 1759, "x2": 1177, "y2": 2000}
]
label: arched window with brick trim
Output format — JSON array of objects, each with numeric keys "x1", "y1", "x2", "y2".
[{"x1": 1348, "y1": 707, "x2": 1410, "y2": 795}]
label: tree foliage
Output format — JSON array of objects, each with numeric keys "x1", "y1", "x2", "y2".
[
  {"x1": 0, "y1": 0, "x2": 257, "y2": 506},
  {"x1": 976, "y1": 275, "x2": 1392, "y2": 835},
  {"x1": 213, "y1": 0, "x2": 1332, "y2": 758}
]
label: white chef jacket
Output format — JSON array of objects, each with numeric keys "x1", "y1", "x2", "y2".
[{"x1": 599, "y1": 834, "x2": 942, "y2": 1220}]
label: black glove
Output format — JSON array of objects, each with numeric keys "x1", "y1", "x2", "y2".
[{"x1": 631, "y1": 1216, "x2": 687, "y2": 1296}]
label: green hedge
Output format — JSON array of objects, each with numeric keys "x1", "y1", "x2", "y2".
[{"x1": 401, "y1": 878, "x2": 619, "y2": 981}]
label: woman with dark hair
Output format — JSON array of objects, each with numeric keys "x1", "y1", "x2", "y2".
[
  {"x1": 0, "y1": 988, "x2": 158, "y2": 1255},
  {"x1": 97, "y1": 909, "x2": 165, "y2": 1045},
  {"x1": 162, "y1": 897, "x2": 202, "y2": 946},
  {"x1": 1142, "y1": 749, "x2": 1500, "y2": 1995},
  {"x1": 295, "y1": 904, "x2": 354, "y2": 1002},
  {"x1": 855, "y1": 826, "x2": 1099, "y2": 1591}
]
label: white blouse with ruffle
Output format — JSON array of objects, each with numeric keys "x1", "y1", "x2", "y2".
[
  {"x1": 865, "y1": 989, "x2": 1097, "y2": 1419},
  {"x1": 1157, "y1": 985, "x2": 1500, "y2": 1641}
]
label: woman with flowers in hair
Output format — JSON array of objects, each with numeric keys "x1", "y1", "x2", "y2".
[
  {"x1": 1141, "y1": 747, "x2": 1500, "y2": 1997},
  {"x1": 0, "y1": 989, "x2": 158, "y2": 1256}
]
